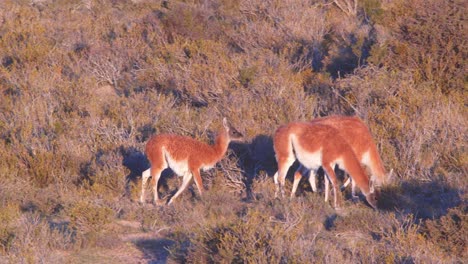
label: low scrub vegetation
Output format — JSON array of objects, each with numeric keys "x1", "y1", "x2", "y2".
[{"x1": 0, "y1": 0, "x2": 465, "y2": 263}]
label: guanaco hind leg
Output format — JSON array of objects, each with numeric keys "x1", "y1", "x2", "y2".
[
  {"x1": 324, "y1": 173, "x2": 330, "y2": 203},
  {"x1": 151, "y1": 167, "x2": 165, "y2": 204},
  {"x1": 168, "y1": 171, "x2": 193, "y2": 205},
  {"x1": 322, "y1": 164, "x2": 342, "y2": 209},
  {"x1": 140, "y1": 166, "x2": 168, "y2": 205},
  {"x1": 342, "y1": 176, "x2": 358, "y2": 200},
  {"x1": 140, "y1": 169, "x2": 151, "y2": 203},
  {"x1": 291, "y1": 165, "x2": 318, "y2": 198},
  {"x1": 275, "y1": 158, "x2": 295, "y2": 198},
  {"x1": 288, "y1": 166, "x2": 358, "y2": 205},
  {"x1": 273, "y1": 171, "x2": 280, "y2": 197},
  {"x1": 191, "y1": 169, "x2": 205, "y2": 196}
]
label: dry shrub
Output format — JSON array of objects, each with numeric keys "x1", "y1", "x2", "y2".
[
  {"x1": 172, "y1": 197, "x2": 326, "y2": 263},
  {"x1": 423, "y1": 206, "x2": 467, "y2": 259},
  {"x1": 147, "y1": 38, "x2": 238, "y2": 107},
  {"x1": 215, "y1": 152, "x2": 247, "y2": 195},
  {"x1": 0, "y1": 204, "x2": 20, "y2": 254},
  {"x1": 0, "y1": 6, "x2": 52, "y2": 67},
  {"x1": 187, "y1": 211, "x2": 282, "y2": 263},
  {"x1": 377, "y1": 214, "x2": 443, "y2": 263},
  {"x1": 6, "y1": 212, "x2": 73, "y2": 263},
  {"x1": 68, "y1": 201, "x2": 114, "y2": 247},
  {"x1": 220, "y1": 50, "x2": 316, "y2": 136},
  {"x1": 336, "y1": 66, "x2": 466, "y2": 181},
  {"x1": 0, "y1": 0, "x2": 465, "y2": 262},
  {"x1": 78, "y1": 147, "x2": 129, "y2": 200},
  {"x1": 374, "y1": 0, "x2": 466, "y2": 95},
  {"x1": 159, "y1": 0, "x2": 225, "y2": 41}
]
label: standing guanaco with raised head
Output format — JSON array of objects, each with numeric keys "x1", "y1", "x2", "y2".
[
  {"x1": 289, "y1": 116, "x2": 390, "y2": 200},
  {"x1": 140, "y1": 118, "x2": 243, "y2": 205},
  {"x1": 273, "y1": 122, "x2": 377, "y2": 209}
]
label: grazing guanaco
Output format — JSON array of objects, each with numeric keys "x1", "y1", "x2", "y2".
[
  {"x1": 140, "y1": 118, "x2": 243, "y2": 205},
  {"x1": 289, "y1": 116, "x2": 390, "y2": 200},
  {"x1": 273, "y1": 122, "x2": 377, "y2": 209}
]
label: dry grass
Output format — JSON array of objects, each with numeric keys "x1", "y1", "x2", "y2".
[{"x1": 0, "y1": 0, "x2": 466, "y2": 262}]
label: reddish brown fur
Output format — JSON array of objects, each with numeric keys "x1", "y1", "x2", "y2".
[
  {"x1": 274, "y1": 122, "x2": 377, "y2": 209},
  {"x1": 146, "y1": 131, "x2": 230, "y2": 186},
  {"x1": 288, "y1": 116, "x2": 388, "y2": 201},
  {"x1": 141, "y1": 118, "x2": 243, "y2": 205},
  {"x1": 310, "y1": 116, "x2": 387, "y2": 184}
]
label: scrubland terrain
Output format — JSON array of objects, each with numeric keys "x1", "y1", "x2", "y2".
[{"x1": 0, "y1": 0, "x2": 466, "y2": 263}]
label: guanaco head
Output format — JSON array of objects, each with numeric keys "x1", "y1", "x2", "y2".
[
  {"x1": 366, "y1": 192, "x2": 378, "y2": 210},
  {"x1": 366, "y1": 182, "x2": 378, "y2": 209},
  {"x1": 223, "y1": 117, "x2": 244, "y2": 142}
]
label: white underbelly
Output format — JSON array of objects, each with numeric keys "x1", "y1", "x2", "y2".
[
  {"x1": 201, "y1": 164, "x2": 214, "y2": 172},
  {"x1": 290, "y1": 134, "x2": 323, "y2": 170},
  {"x1": 164, "y1": 150, "x2": 189, "y2": 176},
  {"x1": 295, "y1": 148, "x2": 323, "y2": 171}
]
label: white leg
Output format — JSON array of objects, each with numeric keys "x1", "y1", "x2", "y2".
[
  {"x1": 342, "y1": 176, "x2": 351, "y2": 190},
  {"x1": 324, "y1": 174, "x2": 330, "y2": 202},
  {"x1": 323, "y1": 165, "x2": 340, "y2": 208},
  {"x1": 291, "y1": 165, "x2": 305, "y2": 198},
  {"x1": 152, "y1": 169, "x2": 164, "y2": 204},
  {"x1": 351, "y1": 178, "x2": 358, "y2": 200},
  {"x1": 274, "y1": 171, "x2": 280, "y2": 198},
  {"x1": 192, "y1": 170, "x2": 204, "y2": 196},
  {"x1": 308, "y1": 169, "x2": 318, "y2": 193},
  {"x1": 168, "y1": 172, "x2": 193, "y2": 204},
  {"x1": 279, "y1": 170, "x2": 286, "y2": 198},
  {"x1": 333, "y1": 180, "x2": 338, "y2": 208},
  {"x1": 278, "y1": 158, "x2": 296, "y2": 198},
  {"x1": 278, "y1": 169, "x2": 288, "y2": 198},
  {"x1": 140, "y1": 168, "x2": 151, "y2": 204},
  {"x1": 291, "y1": 167, "x2": 318, "y2": 199}
]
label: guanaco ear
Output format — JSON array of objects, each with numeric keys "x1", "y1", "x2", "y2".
[
  {"x1": 387, "y1": 168, "x2": 394, "y2": 183},
  {"x1": 222, "y1": 117, "x2": 229, "y2": 130}
]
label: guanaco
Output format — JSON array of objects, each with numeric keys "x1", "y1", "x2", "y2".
[
  {"x1": 273, "y1": 122, "x2": 377, "y2": 209},
  {"x1": 140, "y1": 118, "x2": 243, "y2": 205},
  {"x1": 289, "y1": 116, "x2": 390, "y2": 200}
]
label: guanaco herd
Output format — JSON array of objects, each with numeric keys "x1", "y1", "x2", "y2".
[{"x1": 139, "y1": 116, "x2": 391, "y2": 209}]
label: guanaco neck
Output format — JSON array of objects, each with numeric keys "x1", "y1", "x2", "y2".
[
  {"x1": 342, "y1": 150, "x2": 373, "y2": 195},
  {"x1": 370, "y1": 146, "x2": 387, "y2": 184},
  {"x1": 211, "y1": 129, "x2": 230, "y2": 163}
]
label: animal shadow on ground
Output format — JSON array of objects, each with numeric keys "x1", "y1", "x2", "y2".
[
  {"x1": 378, "y1": 178, "x2": 462, "y2": 222},
  {"x1": 227, "y1": 141, "x2": 255, "y2": 200},
  {"x1": 228, "y1": 134, "x2": 278, "y2": 201},
  {"x1": 120, "y1": 146, "x2": 172, "y2": 201},
  {"x1": 248, "y1": 135, "x2": 278, "y2": 177}
]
